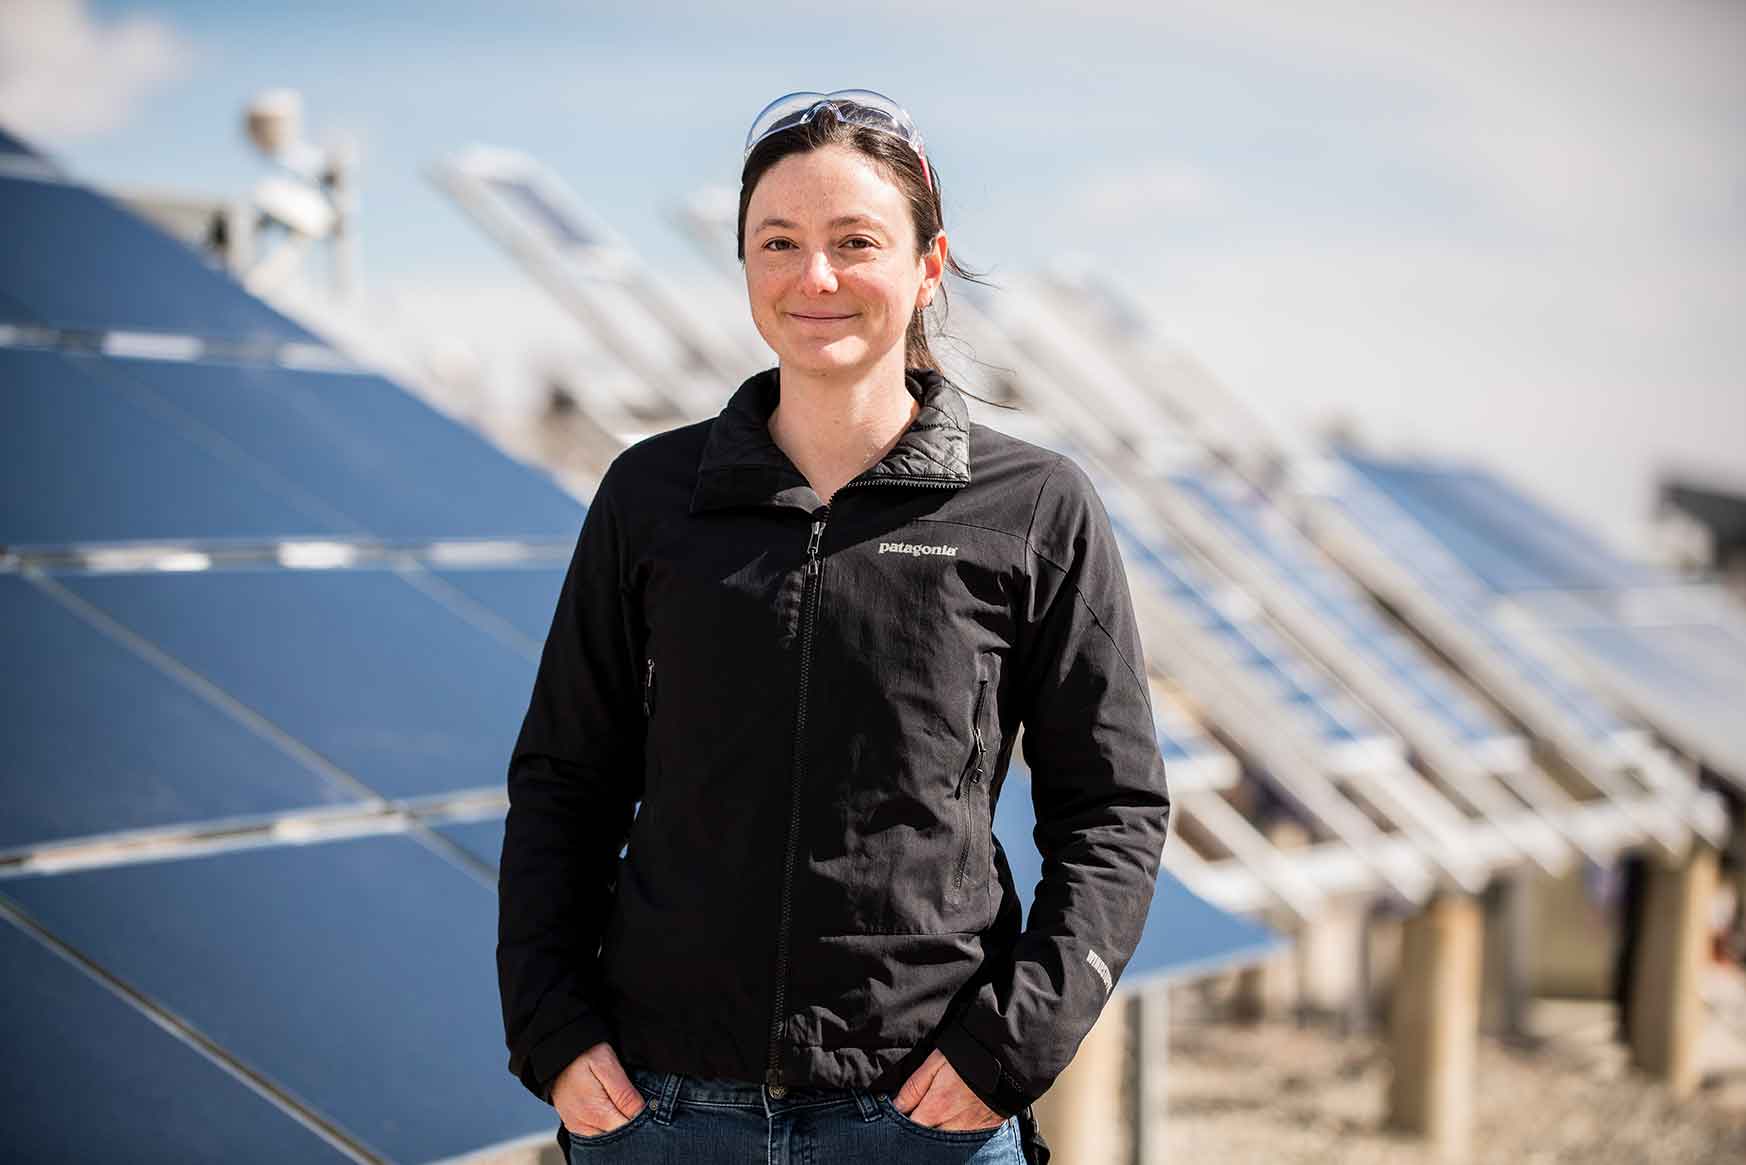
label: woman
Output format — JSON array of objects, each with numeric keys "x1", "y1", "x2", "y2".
[{"x1": 498, "y1": 89, "x2": 1170, "y2": 1165}]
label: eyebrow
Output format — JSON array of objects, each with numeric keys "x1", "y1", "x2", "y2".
[{"x1": 752, "y1": 214, "x2": 889, "y2": 233}]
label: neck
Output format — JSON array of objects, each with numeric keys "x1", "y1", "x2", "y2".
[{"x1": 768, "y1": 351, "x2": 922, "y2": 505}]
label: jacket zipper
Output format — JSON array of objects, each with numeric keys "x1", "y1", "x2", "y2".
[
  {"x1": 766, "y1": 504, "x2": 830, "y2": 1091},
  {"x1": 642, "y1": 658, "x2": 656, "y2": 719},
  {"x1": 765, "y1": 473, "x2": 966, "y2": 1091},
  {"x1": 953, "y1": 676, "x2": 990, "y2": 890}
]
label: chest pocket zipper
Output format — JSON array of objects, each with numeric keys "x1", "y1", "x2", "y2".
[{"x1": 952, "y1": 676, "x2": 990, "y2": 895}]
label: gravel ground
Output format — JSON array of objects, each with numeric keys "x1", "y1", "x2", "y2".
[{"x1": 1162, "y1": 980, "x2": 1746, "y2": 1164}]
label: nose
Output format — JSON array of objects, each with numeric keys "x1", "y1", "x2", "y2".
[{"x1": 799, "y1": 248, "x2": 838, "y2": 295}]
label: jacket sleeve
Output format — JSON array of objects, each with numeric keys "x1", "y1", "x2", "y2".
[
  {"x1": 934, "y1": 454, "x2": 1171, "y2": 1117},
  {"x1": 498, "y1": 466, "x2": 646, "y2": 1104}
]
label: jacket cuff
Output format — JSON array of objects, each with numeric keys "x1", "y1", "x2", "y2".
[
  {"x1": 515, "y1": 1010, "x2": 615, "y2": 1105},
  {"x1": 935, "y1": 1020, "x2": 1029, "y2": 1119}
]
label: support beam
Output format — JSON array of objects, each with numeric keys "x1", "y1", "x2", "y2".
[
  {"x1": 1128, "y1": 982, "x2": 1170, "y2": 1165},
  {"x1": 1627, "y1": 842, "x2": 1719, "y2": 1098},
  {"x1": 1032, "y1": 991, "x2": 1128, "y2": 1165},
  {"x1": 1386, "y1": 892, "x2": 1482, "y2": 1159},
  {"x1": 1481, "y1": 870, "x2": 1533, "y2": 1043}
]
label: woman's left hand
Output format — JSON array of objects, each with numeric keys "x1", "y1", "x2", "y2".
[{"x1": 890, "y1": 1048, "x2": 1008, "y2": 1131}]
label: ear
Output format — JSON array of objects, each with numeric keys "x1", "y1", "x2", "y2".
[{"x1": 917, "y1": 230, "x2": 948, "y2": 309}]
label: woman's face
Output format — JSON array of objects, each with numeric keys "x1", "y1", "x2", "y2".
[{"x1": 743, "y1": 143, "x2": 945, "y2": 379}]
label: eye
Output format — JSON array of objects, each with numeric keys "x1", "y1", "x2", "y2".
[
  {"x1": 761, "y1": 237, "x2": 795, "y2": 252},
  {"x1": 841, "y1": 236, "x2": 877, "y2": 250}
]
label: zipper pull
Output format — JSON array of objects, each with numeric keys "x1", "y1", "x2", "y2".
[
  {"x1": 805, "y1": 518, "x2": 825, "y2": 575},
  {"x1": 642, "y1": 658, "x2": 655, "y2": 718}
]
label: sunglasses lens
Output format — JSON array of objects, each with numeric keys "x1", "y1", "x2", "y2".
[{"x1": 743, "y1": 89, "x2": 928, "y2": 187}]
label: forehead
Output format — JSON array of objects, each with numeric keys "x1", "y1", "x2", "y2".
[{"x1": 747, "y1": 144, "x2": 913, "y2": 234}]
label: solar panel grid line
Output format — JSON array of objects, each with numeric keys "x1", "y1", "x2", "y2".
[
  {"x1": 0, "y1": 899, "x2": 375, "y2": 1162},
  {"x1": 1297, "y1": 497, "x2": 1693, "y2": 858},
  {"x1": 2, "y1": 538, "x2": 576, "y2": 577},
  {"x1": 0, "y1": 321, "x2": 360, "y2": 371}
]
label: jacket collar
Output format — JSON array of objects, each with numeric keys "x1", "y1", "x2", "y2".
[{"x1": 690, "y1": 366, "x2": 972, "y2": 514}]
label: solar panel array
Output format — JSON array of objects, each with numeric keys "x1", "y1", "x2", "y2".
[
  {"x1": 1169, "y1": 469, "x2": 1518, "y2": 754},
  {"x1": 1332, "y1": 451, "x2": 1746, "y2": 789},
  {"x1": 1, "y1": 153, "x2": 585, "y2": 1159}
]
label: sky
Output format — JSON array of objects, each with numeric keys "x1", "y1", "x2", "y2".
[{"x1": 3, "y1": 0, "x2": 1743, "y2": 554}]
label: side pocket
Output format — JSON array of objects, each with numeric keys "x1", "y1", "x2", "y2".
[{"x1": 948, "y1": 656, "x2": 995, "y2": 921}]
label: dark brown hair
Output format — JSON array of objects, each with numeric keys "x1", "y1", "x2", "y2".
[{"x1": 735, "y1": 104, "x2": 991, "y2": 375}]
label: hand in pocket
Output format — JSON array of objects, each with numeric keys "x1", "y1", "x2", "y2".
[{"x1": 553, "y1": 1040, "x2": 648, "y2": 1137}]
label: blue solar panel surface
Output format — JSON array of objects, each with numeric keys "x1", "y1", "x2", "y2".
[
  {"x1": 0, "y1": 175, "x2": 318, "y2": 343},
  {"x1": 431, "y1": 564, "x2": 571, "y2": 644},
  {"x1": 0, "y1": 349, "x2": 586, "y2": 548},
  {"x1": 103, "y1": 356, "x2": 586, "y2": 543},
  {"x1": 57, "y1": 567, "x2": 537, "y2": 801},
  {"x1": 1339, "y1": 452, "x2": 1657, "y2": 595},
  {"x1": 0, "y1": 918, "x2": 352, "y2": 1163},
  {"x1": 0, "y1": 575, "x2": 366, "y2": 852},
  {"x1": 0, "y1": 348, "x2": 362, "y2": 547},
  {"x1": 1172, "y1": 471, "x2": 1514, "y2": 750},
  {"x1": 2, "y1": 835, "x2": 553, "y2": 1162}
]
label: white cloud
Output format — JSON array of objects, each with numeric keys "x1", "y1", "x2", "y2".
[
  {"x1": 1069, "y1": 161, "x2": 1221, "y2": 222},
  {"x1": 0, "y1": 0, "x2": 192, "y2": 141}
]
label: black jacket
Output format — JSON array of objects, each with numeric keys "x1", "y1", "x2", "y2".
[{"x1": 498, "y1": 366, "x2": 1170, "y2": 1127}]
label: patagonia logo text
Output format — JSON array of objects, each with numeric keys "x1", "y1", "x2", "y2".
[
  {"x1": 878, "y1": 541, "x2": 958, "y2": 558},
  {"x1": 1086, "y1": 947, "x2": 1113, "y2": 995}
]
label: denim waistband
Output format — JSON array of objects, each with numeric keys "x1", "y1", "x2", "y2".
[{"x1": 624, "y1": 1064, "x2": 883, "y2": 1115}]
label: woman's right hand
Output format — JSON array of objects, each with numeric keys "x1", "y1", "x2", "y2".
[{"x1": 553, "y1": 1041, "x2": 648, "y2": 1137}]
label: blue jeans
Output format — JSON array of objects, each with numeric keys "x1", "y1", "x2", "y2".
[{"x1": 561, "y1": 1065, "x2": 1028, "y2": 1163}]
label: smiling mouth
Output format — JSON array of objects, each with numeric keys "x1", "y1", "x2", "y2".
[{"x1": 789, "y1": 312, "x2": 857, "y2": 321}]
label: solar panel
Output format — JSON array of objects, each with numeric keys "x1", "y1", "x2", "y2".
[
  {"x1": 0, "y1": 348, "x2": 363, "y2": 547},
  {"x1": 995, "y1": 762, "x2": 1280, "y2": 982},
  {"x1": 430, "y1": 563, "x2": 571, "y2": 644},
  {"x1": 1321, "y1": 467, "x2": 1633, "y2": 745},
  {"x1": 55, "y1": 566, "x2": 537, "y2": 802},
  {"x1": 93, "y1": 355, "x2": 587, "y2": 543},
  {"x1": 2, "y1": 834, "x2": 553, "y2": 1162},
  {"x1": 1338, "y1": 452, "x2": 1657, "y2": 595},
  {"x1": 1110, "y1": 506, "x2": 1390, "y2": 752},
  {"x1": 1170, "y1": 470, "x2": 1517, "y2": 752},
  {"x1": 0, "y1": 174, "x2": 317, "y2": 344},
  {"x1": 0, "y1": 349, "x2": 586, "y2": 549},
  {"x1": 0, "y1": 915, "x2": 352, "y2": 1161},
  {"x1": 0, "y1": 575, "x2": 367, "y2": 853}
]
